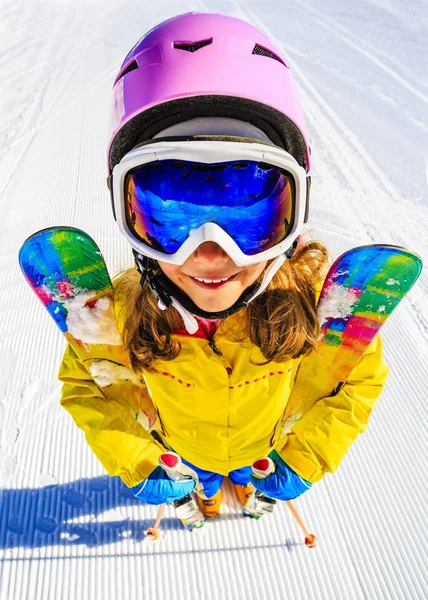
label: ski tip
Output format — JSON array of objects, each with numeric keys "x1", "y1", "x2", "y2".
[
  {"x1": 182, "y1": 518, "x2": 206, "y2": 532},
  {"x1": 19, "y1": 226, "x2": 91, "y2": 252}
]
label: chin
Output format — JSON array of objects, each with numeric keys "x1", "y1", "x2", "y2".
[
  {"x1": 192, "y1": 297, "x2": 239, "y2": 314},
  {"x1": 195, "y1": 302, "x2": 233, "y2": 313}
]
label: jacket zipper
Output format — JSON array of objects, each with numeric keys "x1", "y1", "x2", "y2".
[
  {"x1": 270, "y1": 418, "x2": 280, "y2": 447},
  {"x1": 156, "y1": 407, "x2": 167, "y2": 437},
  {"x1": 208, "y1": 338, "x2": 223, "y2": 356},
  {"x1": 208, "y1": 338, "x2": 233, "y2": 374}
]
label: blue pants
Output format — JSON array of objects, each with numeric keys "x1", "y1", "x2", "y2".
[{"x1": 180, "y1": 454, "x2": 252, "y2": 498}]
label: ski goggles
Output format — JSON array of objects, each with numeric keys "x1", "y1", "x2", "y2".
[{"x1": 111, "y1": 139, "x2": 308, "y2": 266}]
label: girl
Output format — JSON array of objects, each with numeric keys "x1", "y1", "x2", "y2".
[{"x1": 59, "y1": 13, "x2": 388, "y2": 524}]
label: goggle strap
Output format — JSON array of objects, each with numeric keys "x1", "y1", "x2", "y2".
[
  {"x1": 304, "y1": 176, "x2": 311, "y2": 223},
  {"x1": 248, "y1": 254, "x2": 286, "y2": 303}
]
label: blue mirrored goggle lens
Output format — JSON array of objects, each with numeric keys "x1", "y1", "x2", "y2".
[{"x1": 125, "y1": 159, "x2": 295, "y2": 256}]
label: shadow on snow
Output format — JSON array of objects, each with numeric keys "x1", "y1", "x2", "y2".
[
  {"x1": 0, "y1": 475, "x2": 172, "y2": 549},
  {"x1": 0, "y1": 477, "x2": 302, "y2": 552}
]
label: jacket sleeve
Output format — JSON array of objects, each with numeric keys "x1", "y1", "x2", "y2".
[
  {"x1": 279, "y1": 335, "x2": 389, "y2": 483},
  {"x1": 58, "y1": 344, "x2": 164, "y2": 487}
]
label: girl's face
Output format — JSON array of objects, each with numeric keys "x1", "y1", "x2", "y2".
[{"x1": 158, "y1": 242, "x2": 267, "y2": 313}]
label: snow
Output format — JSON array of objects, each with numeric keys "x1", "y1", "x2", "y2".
[
  {"x1": 1, "y1": 0, "x2": 427, "y2": 599},
  {"x1": 88, "y1": 361, "x2": 138, "y2": 388},
  {"x1": 317, "y1": 283, "x2": 360, "y2": 324},
  {"x1": 386, "y1": 278, "x2": 401, "y2": 286},
  {"x1": 65, "y1": 293, "x2": 121, "y2": 346}
]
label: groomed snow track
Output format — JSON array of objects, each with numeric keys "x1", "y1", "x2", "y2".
[{"x1": 1, "y1": 1, "x2": 427, "y2": 599}]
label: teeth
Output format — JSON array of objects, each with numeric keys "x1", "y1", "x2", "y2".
[{"x1": 193, "y1": 276, "x2": 231, "y2": 283}]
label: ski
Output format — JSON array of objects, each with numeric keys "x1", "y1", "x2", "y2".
[
  {"x1": 18, "y1": 226, "x2": 157, "y2": 427},
  {"x1": 280, "y1": 244, "x2": 422, "y2": 436},
  {"x1": 19, "y1": 226, "x2": 123, "y2": 363}
]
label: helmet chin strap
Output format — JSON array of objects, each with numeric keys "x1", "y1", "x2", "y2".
[{"x1": 133, "y1": 250, "x2": 292, "y2": 334}]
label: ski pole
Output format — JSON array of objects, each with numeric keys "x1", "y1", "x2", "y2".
[
  {"x1": 252, "y1": 457, "x2": 317, "y2": 548},
  {"x1": 146, "y1": 452, "x2": 185, "y2": 539},
  {"x1": 285, "y1": 500, "x2": 317, "y2": 548},
  {"x1": 146, "y1": 503, "x2": 166, "y2": 540}
]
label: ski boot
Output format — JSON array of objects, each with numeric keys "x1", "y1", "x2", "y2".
[
  {"x1": 172, "y1": 494, "x2": 206, "y2": 531},
  {"x1": 236, "y1": 456, "x2": 277, "y2": 519},
  {"x1": 196, "y1": 489, "x2": 223, "y2": 519},
  {"x1": 235, "y1": 483, "x2": 276, "y2": 519}
]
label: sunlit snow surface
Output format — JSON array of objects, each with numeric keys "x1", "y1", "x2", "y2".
[{"x1": 1, "y1": 0, "x2": 427, "y2": 599}]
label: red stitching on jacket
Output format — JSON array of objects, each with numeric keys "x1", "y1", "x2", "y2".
[
  {"x1": 229, "y1": 370, "x2": 287, "y2": 390},
  {"x1": 156, "y1": 368, "x2": 290, "y2": 389},
  {"x1": 159, "y1": 371, "x2": 192, "y2": 387}
]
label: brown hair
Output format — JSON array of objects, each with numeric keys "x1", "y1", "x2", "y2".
[{"x1": 115, "y1": 240, "x2": 328, "y2": 371}]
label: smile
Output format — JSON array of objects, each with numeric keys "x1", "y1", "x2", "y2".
[
  {"x1": 188, "y1": 273, "x2": 238, "y2": 289},
  {"x1": 193, "y1": 276, "x2": 231, "y2": 283}
]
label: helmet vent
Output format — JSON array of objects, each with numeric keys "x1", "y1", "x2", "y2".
[
  {"x1": 174, "y1": 39, "x2": 213, "y2": 52},
  {"x1": 117, "y1": 60, "x2": 139, "y2": 82},
  {"x1": 252, "y1": 45, "x2": 286, "y2": 66}
]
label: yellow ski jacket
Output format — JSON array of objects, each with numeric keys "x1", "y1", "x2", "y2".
[{"x1": 59, "y1": 289, "x2": 388, "y2": 488}]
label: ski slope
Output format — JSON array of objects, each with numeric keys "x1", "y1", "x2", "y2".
[{"x1": 1, "y1": 0, "x2": 427, "y2": 598}]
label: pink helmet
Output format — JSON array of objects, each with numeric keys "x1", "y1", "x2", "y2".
[{"x1": 107, "y1": 12, "x2": 311, "y2": 175}]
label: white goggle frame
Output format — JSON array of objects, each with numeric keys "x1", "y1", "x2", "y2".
[{"x1": 112, "y1": 139, "x2": 308, "y2": 266}]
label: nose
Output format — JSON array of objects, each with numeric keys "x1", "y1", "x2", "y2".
[{"x1": 192, "y1": 242, "x2": 230, "y2": 264}]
